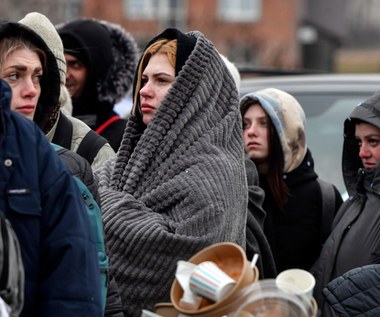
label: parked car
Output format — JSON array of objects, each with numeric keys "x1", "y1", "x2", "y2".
[{"x1": 239, "y1": 73, "x2": 380, "y2": 198}]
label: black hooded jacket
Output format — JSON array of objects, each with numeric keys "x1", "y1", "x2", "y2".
[
  {"x1": 311, "y1": 91, "x2": 380, "y2": 317},
  {"x1": 57, "y1": 19, "x2": 138, "y2": 151}
]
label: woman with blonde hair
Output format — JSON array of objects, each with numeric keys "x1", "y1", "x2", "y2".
[{"x1": 97, "y1": 28, "x2": 257, "y2": 315}]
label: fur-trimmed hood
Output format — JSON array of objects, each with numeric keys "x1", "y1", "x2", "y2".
[{"x1": 57, "y1": 18, "x2": 138, "y2": 114}]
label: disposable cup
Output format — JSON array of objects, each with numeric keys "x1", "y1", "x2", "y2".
[
  {"x1": 276, "y1": 269, "x2": 316, "y2": 302},
  {"x1": 189, "y1": 261, "x2": 236, "y2": 302},
  {"x1": 171, "y1": 242, "x2": 259, "y2": 316}
]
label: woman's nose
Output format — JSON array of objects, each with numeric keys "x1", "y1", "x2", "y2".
[
  {"x1": 21, "y1": 78, "x2": 38, "y2": 98},
  {"x1": 140, "y1": 81, "x2": 153, "y2": 97},
  {"x1": 247, "y1": 124, "x2": 257, "y2": 136},
  {"x1": 359, "y1": 143, "x2": 370, "y2": 159}
]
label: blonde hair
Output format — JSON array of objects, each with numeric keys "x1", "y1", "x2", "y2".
[
  {"x1": 0, "y1": 37, "x2": 46, "y2": 70},
  {"x1": 132, "y1": 38, "x2": 177, "y2": 116}
]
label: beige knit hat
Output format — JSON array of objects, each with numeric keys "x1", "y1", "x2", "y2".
[{"x1": 19, "y1": 12, "x2": 66, "y2": 85}]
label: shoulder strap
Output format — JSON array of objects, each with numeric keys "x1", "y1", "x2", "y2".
[
  {"x1": 317, "y1": 178, "x2": 336, "y2": 245},
  {"x1": 52, "y1": 113, "x2": 73, "y2": 150},
  {"x1": 77, "y1": 130, "x2": 108, "y2": 165}
]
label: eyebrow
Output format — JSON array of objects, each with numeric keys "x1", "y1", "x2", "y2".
[
  {"x1": 355, "y1": 133, "x2": 380, "y2": 139},
  {"x1": 3, "y1": 65, "x2": 43, "y2": 73},
  {"x1": 142, "y1": 72, "x2": 174, "y2": 78}
]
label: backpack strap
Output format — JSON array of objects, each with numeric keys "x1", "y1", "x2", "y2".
[
  {"x1": 52, "y1": 113, "x2": 73, "y2": 150},
  {"x1": 77, "y1": 130, "x2": 108, "y2": 165},
  {"x1": 317, "y1": 178, "x2": 336, "y2": 245}
]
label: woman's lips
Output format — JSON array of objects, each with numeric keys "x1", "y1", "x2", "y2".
[
  {"x1": 363, "y1": 161, "x2": 376, "y2": 169},
  {"x1": 141, "y1": 104, "x2": 155, "y2": 114},
  {"x1": 247, "y1": 141, "x2": 260, "y2": 148},
  {"x1": 17, "y1": 105, "x2": 35, "y2": 115}
]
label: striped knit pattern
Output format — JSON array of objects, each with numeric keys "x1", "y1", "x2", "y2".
[{"x1": 97, "y1": 30, "x2": 247, "y2": 316}]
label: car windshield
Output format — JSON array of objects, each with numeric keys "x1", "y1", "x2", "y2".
[{"x1": 294, "y1": 93, "x2": 366, "y2": 199}]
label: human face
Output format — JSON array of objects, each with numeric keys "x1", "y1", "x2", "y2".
[
  {"x1": 139, "y1": 53, "x2": 175, "y2": 125},
  {"x1": 355, "y1": 121, "x2": 380, "y2": 169},
  {"x1": 64, "y1": 53, "x2": 87, "y2": 97},
  {"x1": 1, "y1": 48, "x2": 42, "y2": 119},
  {"x1": 243, "y1": 103, "x2": 269, "y2": 172}
]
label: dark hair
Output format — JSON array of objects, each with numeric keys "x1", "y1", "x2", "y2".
[
  {"x1": 241, "y1": 101, "x2": 289, "y2": 210},
  {"x1": 267, "y1": 120, "x2": 289, "y2": 210}
]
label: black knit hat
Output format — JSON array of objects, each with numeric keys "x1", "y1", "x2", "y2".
[{"x1": 131, "y1": 28, "x2": 196, "y2": 121}]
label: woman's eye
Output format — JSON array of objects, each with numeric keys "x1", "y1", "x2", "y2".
[
  {"x1": 7, "y1": 73, "x2": 19, "y2": 81},
  {"x1": 33, "y1": 74, "x2": 43, "y2": 84},
  {"x1": 369, "y1": 138, "x2": 380, "y2": 146},
  {"x1": 259, "y1": 120, "x2": 267, "y2": 127},
  {"x1": 158, "y1": 77, "x2": 168, "y2": 84}
]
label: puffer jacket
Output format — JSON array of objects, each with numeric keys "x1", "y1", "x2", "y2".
[
  {"x1": 323, "y1": 264, "x2": 380, "y2": 316},
  {"x1": 0, "y1": 78, "x2": 102, "y2": 316},
  {"x1": 311, "y1": 91, "x2": 380, "y2": 317},
  {"x1": 240, "y1": 88, "x2": 342, "y2": 273}
]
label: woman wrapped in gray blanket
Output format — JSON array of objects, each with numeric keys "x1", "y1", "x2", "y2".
[{"x1": 96, "y1": 27, "x2": 259, "y2": 316}]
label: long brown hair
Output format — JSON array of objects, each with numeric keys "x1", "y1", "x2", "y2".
[
  {"x1": 266, "y1": 118, "x2": 289, "y2": 210},
  {"x1": 132, "y1": 38, "x2": 177, "y2": 117},
  {"x1": 241, "y1": 101, "x2": 289, "y2": 210}
]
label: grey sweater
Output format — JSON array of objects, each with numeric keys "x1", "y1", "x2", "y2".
[{"x1": 97, "y1": 30, "x2": 248, "y2": 315}]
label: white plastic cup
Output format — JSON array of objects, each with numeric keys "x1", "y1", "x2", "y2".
[
  {"x1": 276, "y1": 269, "x2": 316, "y2": 302},
  {"x1": 189, "y1": 261, "x2": 236, "y2": 302}
]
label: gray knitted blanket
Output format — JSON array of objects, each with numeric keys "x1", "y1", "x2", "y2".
[{"x1": 97, "y1": 31, "x2": 248, "y2": 316}]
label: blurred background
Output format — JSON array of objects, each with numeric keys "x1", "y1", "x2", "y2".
[{"x1": 2, "y1": 0, "x2": 380, "y2": 74}]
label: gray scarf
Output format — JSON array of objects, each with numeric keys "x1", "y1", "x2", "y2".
[{"x1": 97, "y1": 30, "x2": 247, "y2": 316}]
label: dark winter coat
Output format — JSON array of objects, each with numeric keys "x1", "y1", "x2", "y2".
[
  {"x1": 260, "y1": 150, "x2": 342, "y2": 272},
  {"x1": 323, "y1": 264, "x2": 380, "y2": 317},
  {"x1": 311, "y1": 91, "x2": 380, "y2": 317},
  {"x1": 0, "y1": 79, "x2": 102, "y2": 316},
  {"x1": 57, "y1": 18, "x2": 138, "y2": 152},
  {"x1": 56, "y1": 146, "x2": 124, "y2": 317}
]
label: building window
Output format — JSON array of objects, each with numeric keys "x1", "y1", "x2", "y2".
[
  {"x1": 124, "y1": 0, "x2": 186, "y2": 27},
  {"x1": 218, "y1": 0, "x2": 261, "y2": 22}
]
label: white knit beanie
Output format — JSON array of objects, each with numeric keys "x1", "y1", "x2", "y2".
[{"x1": 19, "y1": 12, "x2": 66, "y2": 86}]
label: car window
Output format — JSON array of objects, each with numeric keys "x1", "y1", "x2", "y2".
[{"x1": 292, "y1": 94, "x2": 368, "y2": 196}]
